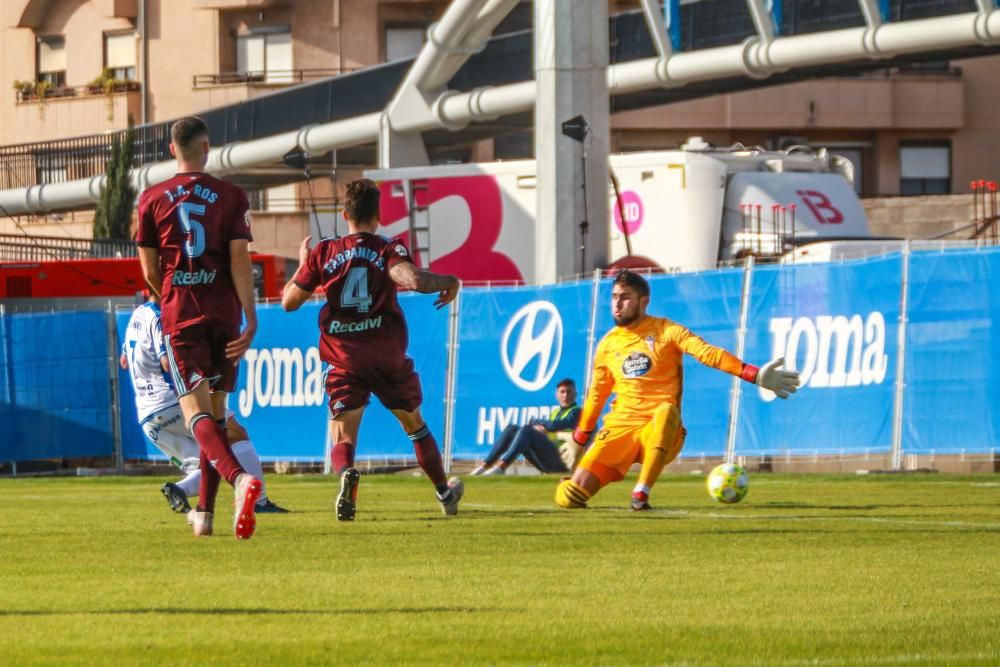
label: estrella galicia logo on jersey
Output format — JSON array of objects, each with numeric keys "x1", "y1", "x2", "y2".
[
  {"x1": 501, "y1": 300, "x2": 563, "y2": 392},
  {"x1": 621, "y1": 351, "x2": 652, "y2": 378}
]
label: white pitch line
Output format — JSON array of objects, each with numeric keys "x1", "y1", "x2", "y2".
[
  {"x1": 759, "y1": 651, "x2": 1000, "y2": 666},
  {"x1": 460, "y1": 503, "x2": 1000, "y2": 529}
]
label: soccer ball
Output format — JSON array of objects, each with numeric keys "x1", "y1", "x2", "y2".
[{"x1": 706, "y1": 463, "x2": 749, "y2": 504}]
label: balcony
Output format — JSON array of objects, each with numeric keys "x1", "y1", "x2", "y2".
[
  {"x1": 191, "y1": 68, "x2": 356, "y2": 108},
  {"x1": 13, "y1": 82, "x2": 142, "y2": 144}
]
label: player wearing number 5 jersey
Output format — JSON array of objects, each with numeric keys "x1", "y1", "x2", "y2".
[
  {"x1": 136, "y1": 116, "x2": 262, "y2": 539},
  {"x1": 281, "y1": 178, "x2": 464, "y2": 521}
]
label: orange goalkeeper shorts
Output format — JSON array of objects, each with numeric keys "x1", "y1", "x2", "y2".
[{"x1": 577, "y1": 403, "x2": 685, "y2": 485}]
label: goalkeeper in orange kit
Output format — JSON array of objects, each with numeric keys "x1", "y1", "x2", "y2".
[{"x1": 555, "y1": 270, "x2": 801, "y2": 511}]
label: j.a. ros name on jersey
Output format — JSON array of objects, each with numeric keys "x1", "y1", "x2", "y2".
[
  {"x1": 327, "y1": 315, "x2": 383, "y2": 334},
  {"x1": 323, "y1": 246, "x2": 385, "y2": 273},
  {"x1": 164, "y1": 183, "x2": 220, "y2": 204},
  {"x1": 172, "y1": 268, "x2": 217, "y2": 286}
]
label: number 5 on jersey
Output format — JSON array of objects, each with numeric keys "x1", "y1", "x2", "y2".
[
  {"x1": 177, "y1": 202, "x2": 206, "y2": 258},
  {"x1": 341, "y1": 266, "x2": 373, "y2": 313}
]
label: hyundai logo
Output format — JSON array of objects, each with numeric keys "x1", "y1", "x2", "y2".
[{"x1": 501, "y1": 300, "x2": 563, "y2": 392}]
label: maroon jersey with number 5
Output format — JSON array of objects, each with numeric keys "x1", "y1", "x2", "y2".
[
  {"x1": 136, "y1": 172, "x2": 252, "y2": 335},
  {"x1": 292, "y1": 233, "x2": 413, "y2": 363}
]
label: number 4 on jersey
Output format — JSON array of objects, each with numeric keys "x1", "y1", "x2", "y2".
[{"x1": 341, "y1": 266, "x2": 373, "y2": 313}]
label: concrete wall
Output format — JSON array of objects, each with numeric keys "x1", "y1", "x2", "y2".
[{"x1": 863, "y1": 193, "x2": 976, "y2": 240}]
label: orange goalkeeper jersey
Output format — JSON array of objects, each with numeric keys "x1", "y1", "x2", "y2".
[{"x1": 578, "y1": 316, "x2": 744, "y2": 431}]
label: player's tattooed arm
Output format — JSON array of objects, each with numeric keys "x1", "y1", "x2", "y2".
[{"x1": 389, "y1": 263, "x2": 460, "y2": 309}]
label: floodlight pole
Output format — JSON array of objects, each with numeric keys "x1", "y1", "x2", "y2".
[{"x1": 534, "y1": 0, "x2": 609, "y2": 283}]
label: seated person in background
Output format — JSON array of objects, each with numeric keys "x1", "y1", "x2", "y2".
[{"x1": 472, "y1": 378, "x2": 583, "y2": 476}]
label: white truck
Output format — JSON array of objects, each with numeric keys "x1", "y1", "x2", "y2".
[{"x1": 365, "y1": 138, "x2": 872, "y2": 283}]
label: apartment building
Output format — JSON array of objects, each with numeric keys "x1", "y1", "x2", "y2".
[{"x1": 1, "y1": 0, "x2": 998, "y2": 245}]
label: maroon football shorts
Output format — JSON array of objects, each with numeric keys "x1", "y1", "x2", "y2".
[
  {"x1": 163, "y1": 323, "x2": 240, "y2": 396},
  {"x1": 325, "y1": 354, "x2": 423, "y2": 418}
]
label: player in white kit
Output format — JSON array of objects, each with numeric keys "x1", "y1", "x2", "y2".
[{"x1": 120, "y1": 299, "x2": 287, "y2": 514}]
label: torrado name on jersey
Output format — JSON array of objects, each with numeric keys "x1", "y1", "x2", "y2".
[{"x1": 323, "y1": 247, "x2": 385, "y2": 273}]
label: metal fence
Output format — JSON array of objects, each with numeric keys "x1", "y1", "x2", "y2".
[
  {"x1": 0, "y1": 234, "x2": 136, "y2": 262},
  {"x1": 2, "y1": 244, "x2": 999, "y2": 472},
  {"x1": 0, "y1": 124, "x2": 171, "y2": 191}
]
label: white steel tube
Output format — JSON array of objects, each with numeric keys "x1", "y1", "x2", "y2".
[
  {"x1": 412, "y1": 0, "x2": 487, "y2": 91},
  {"x1": 435, "y1": 80, "x2": 536, "y2": 128},
  {"x1": 745, "y1": 0, "x2": 776, "y2": 41},
  {"x1": 890, "y1": 242, "x2": 911, "y2": 471},
  {"x1": 856, "y1": 0, "x2": 884, "y2": 28},
  {"x1": 0, "y1": 112, "x2": 382, "y2": 215},
  {"x1": 725, "y1": 256, "x2": 755, "y2": 464},
  {"x1": 442, "y1": 288, "x2": 462, "y2": 473},
  {"x1": 4, "y1": 11, "x2": 1000, "y2": 215},
  {"x1": 640, "y1": 0, "x2": 672, "y2": 57}
]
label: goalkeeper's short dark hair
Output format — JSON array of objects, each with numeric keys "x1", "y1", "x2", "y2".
[{"x1": 613, "y1": 269, "x2": 650, "y2": 297}]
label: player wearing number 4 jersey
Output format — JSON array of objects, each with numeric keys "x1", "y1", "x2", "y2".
[
  {"x1": 281, "y1": 178, "x2": 464, "y2": 521},
  {"x1": 136, "y1": 115, "x2": 262, "y2": 539}
]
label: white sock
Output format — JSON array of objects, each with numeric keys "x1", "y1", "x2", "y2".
[
  {"x1": 231, "y1": 440, "x2": 268, "y2": 502},
  {"x1": 632, "y1": 483, "x2": 651, "y2": 497},
  {"x1": 177, "y1": 469, "x2": 200, "y2": 498}
]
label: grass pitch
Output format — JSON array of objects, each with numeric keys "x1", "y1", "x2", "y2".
[{"x1": 0, "y1": 472, "x2": 998, "y2": 666}]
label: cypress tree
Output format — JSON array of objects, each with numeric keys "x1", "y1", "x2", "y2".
[{"x1": 93, "y1": 118, "x2": 136, "y2": 241}]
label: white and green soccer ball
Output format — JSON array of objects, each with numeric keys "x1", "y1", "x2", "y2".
[{"x1": 706, "y1": 463, "x2": 749, "y2": 504}]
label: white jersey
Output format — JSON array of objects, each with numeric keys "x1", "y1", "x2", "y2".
[{"x1": 122, "y1": 302, "x2": 179, "y2": 422}]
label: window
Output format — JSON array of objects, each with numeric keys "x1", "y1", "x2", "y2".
[
  {"x1": 237, "y1": 29, "x2": 292, "y2": 83},
  {"x1": 385, "y1": 26, "x2": 425, "y2": 61},
  {"x1": 900, "y1": 143, "x2": 950, "y2": 196},
  {"x1": 37, "y1": 36, "x2": 66, "y2": 87},
  {"x1": 104, "y1": 32, "x2": 137, "y2": 81}
]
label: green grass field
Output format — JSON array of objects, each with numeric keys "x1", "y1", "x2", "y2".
[{"x1": 1, "y1": 472, "x2": 998, "y2": 665}]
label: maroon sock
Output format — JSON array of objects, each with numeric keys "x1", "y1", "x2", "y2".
[
  {"x1": 190, "y1": 413, "x2": 245, "y2": 485},
  {"x1": 409, "y1": 425, "x2": 447, "y2": 487},
  {"x1": 331, "y1": 442, "x2": 356, "y2": 474},
  {"x1": 197, "y1": 449, "x2": 221, "y2": 513}
]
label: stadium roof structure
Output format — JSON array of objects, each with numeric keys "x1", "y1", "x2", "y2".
[{"x1": 2, "y1": 0, "x2": 1000, "y2": 215}]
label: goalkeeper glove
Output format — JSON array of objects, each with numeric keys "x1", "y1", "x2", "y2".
[
  {"x1": 558, "y1": 429, "x2": 591, "y2": 471},
  {"x1": 752, "y1": 357, "x2": 801, "y2": 399}
]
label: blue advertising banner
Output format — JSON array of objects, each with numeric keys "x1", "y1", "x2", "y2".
[
  {"x1": 590, "y1": 269, "x2": 744, "y2": 457},
  {"x1": 109, "y1": 247, "x2": 1000, "y2": 464},
  {"x1": 736, "y1": 256, "x2": 903, "y2": 455},
  {"x1": 903, "y1": 249, "x2": 1000, "y2": 454},
  {"x1": 451, "y1": 281, "x2": 593, "y2": 460},
  {"x1": 117, "y1": 293, "x2": 449, "y2": 463},
  {"x1": 2, "y1": 310, "x2": 114, "y2": 461}
]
